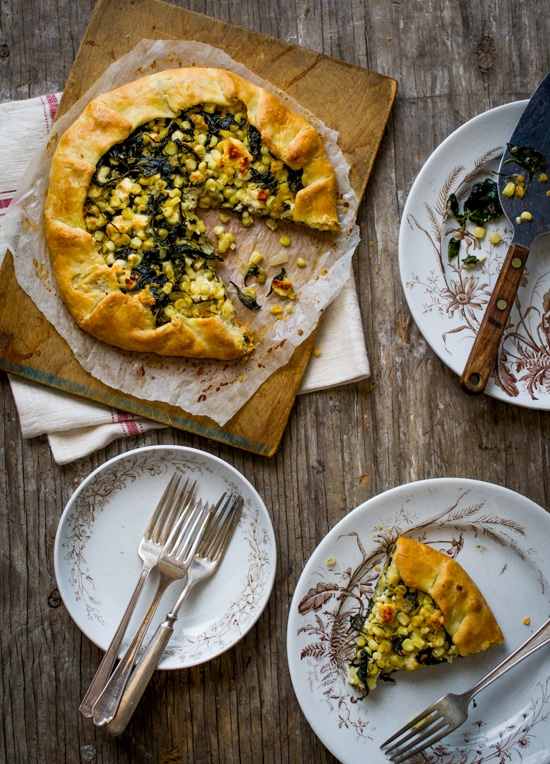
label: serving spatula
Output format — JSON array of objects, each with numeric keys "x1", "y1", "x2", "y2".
[{"x1": 460, "y1": 71, "x2": 550, "y2": 394}]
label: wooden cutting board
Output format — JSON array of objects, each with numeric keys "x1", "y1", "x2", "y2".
[{"x1": 0, "y1": 0, "x2": 397, "y2": 456}]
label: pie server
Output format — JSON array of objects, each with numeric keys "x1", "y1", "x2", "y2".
[{"x1": 460, "y1": 70, "x2": 550, "y2": 395}]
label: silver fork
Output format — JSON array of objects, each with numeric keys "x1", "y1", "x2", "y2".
[
  {"x1": 79, "y1": 472, "x2": 196, "y2": 718},
  {"x1": 91, "y1": 494, "x2": 212, "y2": 727},
  {"x1": 105, "y1": 491, "x2": 244, "y2": 736},
  {"x1": 381, "y1": 615, "x2": 550, "y2": 762}
]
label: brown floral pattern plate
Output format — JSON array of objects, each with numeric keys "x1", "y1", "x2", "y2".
[
  {"x1": 399, "y1": 101, "x2": 550, "y2": 407},
  {"x1": 287, "y1": 478, "x2": 550, "y2": 763},
  {"x1": 54, "y1": 445, "x2": 276, "y2": 669}
]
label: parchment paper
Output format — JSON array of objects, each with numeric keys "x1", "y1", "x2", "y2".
[{"x1": 4, "y1": 39, "x2": 360, "y2": 425}]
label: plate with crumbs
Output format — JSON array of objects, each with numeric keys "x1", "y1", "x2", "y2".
[{"x1": 399, "y1": 101, "x2": 550, "y2": 408}]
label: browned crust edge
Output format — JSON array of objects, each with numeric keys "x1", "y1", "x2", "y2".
[{"x1": 394, "y1": 537, "x2": 504, "y2": 656}]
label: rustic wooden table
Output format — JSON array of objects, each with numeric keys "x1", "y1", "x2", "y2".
[{"x1": 1, "y1": 1, "x2": 550, "y2": 762}]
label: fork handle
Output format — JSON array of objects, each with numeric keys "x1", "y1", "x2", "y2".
[
  {"x1": 466, "y1": 615, "x2": 550, "y2": 702},
  {"x1": 105, "y1": 577, "x2": 196, "y2": 734},
  {"x1": 79, "y1": 563, "x2": 153, "y2": 718},
  {"x1": 106, "y1": 617, "x2": 176, "y2": 736},
  {"x1": 91, "y1": 576, "x2": 172, "y2": 726}
]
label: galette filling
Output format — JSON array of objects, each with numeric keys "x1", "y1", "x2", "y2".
[
  {"x1": 83, "y1": 102, "x2": 305, "y2": 328},
  {"x1": 348, "y1": 556, "x2": 459, "y2": 693}
]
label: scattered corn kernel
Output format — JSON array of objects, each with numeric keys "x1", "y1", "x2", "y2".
[
  {"x1": 473, "y1": 226, "x2": 486, "y2": 239},
  {"x1": 488, "y1": 231, "x2": 501, "y2": 245},
  {"x1": 312, "y1": 347, "x2": 321, "y2": 357},
  {"x1": 523, "y1": 616, "x2": 531, "y2": 625},
  {"x1": 248, "y1": 250, "x2": 263, "y2": 266},
  {"x1": 502, "y1": 181, "x2": 516, "y2": 197},
  {"x1": 279, "y1": 234, "x2": 291, "y2": 246},
  {"x1": 296, "y1": 257, "x2": 307, "y2": 268},
  {"x1": 520, "y1": 210, "x2": 533, "y2": 221},
  {"x1": 269, "y1": 252, "x2": 289, "y2": 267},
  {"x1": 539, "y1": 173, "x2": 548, "y2": 182}
]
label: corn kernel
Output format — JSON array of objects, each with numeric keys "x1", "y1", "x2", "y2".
[
  {"x1": 488, "y1": 231, "x2": 501, "y2": 245},
  {"x1": 503, "y1": 181, "x2": 516, "y2": 197},
  {"x1": 248, "y1": 250, "x2": 264, "y2": 266},
  {"x1": 520, "y1": 210, "x2": 533, "y2": 221}
]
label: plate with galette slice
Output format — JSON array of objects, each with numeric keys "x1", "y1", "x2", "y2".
[{"x1": 287, "y1": 478, "x2": 550, "y2": 764}]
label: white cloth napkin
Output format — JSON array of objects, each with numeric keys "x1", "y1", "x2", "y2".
[{"x1": 0, "y1": 94, "x2": 370, "y2": 464}]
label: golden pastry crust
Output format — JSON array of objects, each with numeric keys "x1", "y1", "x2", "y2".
[
  {"x1": 392, "y1": 537, "x2": 504, "y2": 655},
  {"x1": 44, "y1": 68, "x2": 339, "y2": 359}
]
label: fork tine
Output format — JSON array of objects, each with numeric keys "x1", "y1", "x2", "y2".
[
  {"x1": 200, "y1": 493, "x2": 243, "y2": 560},
  {"x1": 169, "y1": 499, "x2": 212, "y2": 562},
  {"x1": 211, "y1": 495, "x2": 243, "y2": 560},
  {"x1": 149, "y1": 475, "x2": 197, "y2": 546},
  {"x1": 387, "y1": 719, "x2": 452, "y2": 763},
  {"x1": 382, "y1": 706, "x2": 439, "y2": 750},
  {"x1": 144, "y1": 472, "x2": 181, "y2": 537},
  {"x1": 383, "y1": 706, "x2": 452, "y2": 762}
]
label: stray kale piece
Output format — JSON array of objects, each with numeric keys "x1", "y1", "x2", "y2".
[
  {"x1": 506, "y1": 143, "x2": 546, "y2": 176},
  {"x1": 445, "y1": 178, "x2": 502, "y2": 261},
  {"x1": 462, "y1": 254, "x2": 483, "y2": 267},
  {"x1": 446, "y1": 193, "x2": 466, "y2": 227},
  {"x1": 230, "y1": 281, "x2": 261, "y2": 310},
  {"x1": 447, "y1": 237, "x2": 462, "y2": 261},
  {"x1": 463, "y1": 179, "x2": 503, "y2": 226},
  {"x1": 243, "y1": 263, "x2": 263, "y2": 286}
]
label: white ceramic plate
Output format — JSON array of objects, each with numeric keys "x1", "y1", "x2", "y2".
[
  {"x1": 399, "y1": 101, "x2": 550, "y2": 408},
  {"x1": 287, "y1": 478, "x2": 550, "y2": 764},
  {"x1": 54, "y1": 445, "x2": 276, "y2": 669}
]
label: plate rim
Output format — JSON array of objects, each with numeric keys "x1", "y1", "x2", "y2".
[{"x1": 54, "y1": 444, "x2": 277, "y2": 669}]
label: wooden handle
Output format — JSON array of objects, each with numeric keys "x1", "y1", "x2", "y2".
[{"x1": 460, "y1": 242, "x2": 529, "y2": 395}]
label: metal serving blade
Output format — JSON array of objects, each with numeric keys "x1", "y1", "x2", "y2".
[{"x1": 460, "y1": 70, "x2": 550, "y2": 394}]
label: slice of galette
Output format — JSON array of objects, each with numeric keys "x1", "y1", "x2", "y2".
[{"x1": 348, "y1": 537, "x2": 504, "y2": 693}]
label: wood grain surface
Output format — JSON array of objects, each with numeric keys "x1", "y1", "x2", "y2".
[
  {"x1": 0, "y1": 0, "x2": 396, "y2": 456},
  {"x1": 1, "y1": 1, "x2": 550, "y2": 763}
]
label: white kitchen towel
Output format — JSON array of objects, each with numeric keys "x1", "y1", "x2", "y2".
[{"x1": 0, "y1": 94, "x2": 370, "y2": 464}]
